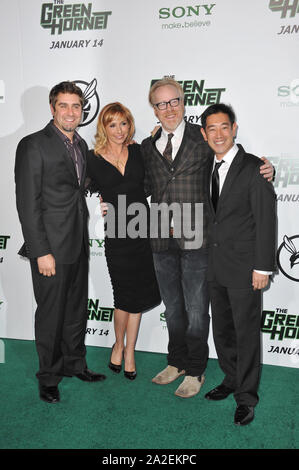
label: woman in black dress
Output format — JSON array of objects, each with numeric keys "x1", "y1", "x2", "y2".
[{"x1": 87, "y1": 102, "x2": 161, "y2": 380}]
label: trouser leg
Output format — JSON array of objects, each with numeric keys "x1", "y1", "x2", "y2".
[
  {"x1": 61, "y1": 246, "x2": 88, "y2": 375},
  {"x1": 30, "y1": 247, "x2": 88, "y2": 386},
  {"x1": 228, "y1": 286, "x2": 261, "y2": 406},
  {"x1": 181, "y1": 247, "x2": 210, "y2": 376},
  {"x1": 209, "y1": 281, "x2": 238, "y2": 389},
  {"x1": 209, "y1": 280, "x2": 261, "y2": 406},
  {"x1": 153, "y1": 240, "x2": 210, "y2": 375},
  {"x1": 153, "y1": 246, "x2": 188, "y2": 371}
]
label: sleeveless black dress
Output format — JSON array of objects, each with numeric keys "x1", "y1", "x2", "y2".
[{"x1": 87, "y1": 144, "x2": 161, "y2": 313}]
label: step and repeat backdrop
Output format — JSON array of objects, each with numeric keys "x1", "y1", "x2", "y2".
[{"x1": 0, "y1": 0, "x2": 298, "y2": 368}]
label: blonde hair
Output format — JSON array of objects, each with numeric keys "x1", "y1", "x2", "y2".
[
  {"x1": 94, "y1": 102, "x2": 135, "y2": 154},
  {"x1": 148, "y1": 78, "x2": 184, "y2": 106}
]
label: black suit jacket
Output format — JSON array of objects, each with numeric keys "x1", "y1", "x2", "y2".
[
  {"x1": 15, "y1": 121, "x2": 89, "y2": 264},
  {"x1": 207, "y1": 145, "x2": 276, "y2": 288},
  {"x1": 141, "y1": 122, "x2": 213, "y2": 252}
]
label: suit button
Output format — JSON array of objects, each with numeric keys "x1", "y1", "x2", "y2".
[
  {"x1": 213, "y1": 243, "x2": 218, "y2": 247},
  {"x1": 170, "y1": 168, "x2": 174, "y2": 172}
]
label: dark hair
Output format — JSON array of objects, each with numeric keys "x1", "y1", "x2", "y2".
[
  {"x1": 49, "y1": 81, "x2": 84, "y2": 109},
  {"x1": 201, "y1": 103, "x2": 236, "y2": 130}
]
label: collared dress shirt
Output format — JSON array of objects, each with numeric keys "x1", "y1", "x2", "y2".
[
  {"x1": 155, "y1": 120, "x2": 186, "y2": 229},
  {"x1": 51, "y1": 120, "x2": 83, "y2": 184},
  {"x1": 155, "y1": 119, "x2": 186, "y2": 160}
]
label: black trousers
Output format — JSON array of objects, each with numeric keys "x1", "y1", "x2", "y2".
[
  {"x1": 30, "y1": 245, "x2": 88, "y2": 386},
  {"x1": 209, "y1": 280, "x2": 261, "y2": 407}
]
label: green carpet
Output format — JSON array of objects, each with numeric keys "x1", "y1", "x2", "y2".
[{"x1": 0, "y1": 339, "x2": 298, "y2": 450}]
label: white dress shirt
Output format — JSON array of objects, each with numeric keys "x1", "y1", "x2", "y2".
[
  {"x1": 155, "y1": 119, "x2": 186, "y2": 160},
  {"x1": 212, "y1": 144, "x2": 272, "y2": 276},
  {"x1": 155, "y1": 120, "x2": 186, "y2": 228}
]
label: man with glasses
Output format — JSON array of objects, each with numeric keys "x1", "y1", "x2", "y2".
[{"x1": 141, "y1": 78, "x2": 274, "y2": 399}]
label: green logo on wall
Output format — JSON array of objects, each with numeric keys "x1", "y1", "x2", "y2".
[
  {"x1": 41, "y1": 2, "x2": 112, "y2": 35},
  {"x1": 0, "y1": 236, "x2": 10, "y2": 250},
  {"x1": 150, "y1": 79, "x2": 226, "y2": 107},
  {"x1": 88, "y1": 299, "x2": 113, "y2": 322},
  {"x1": 269, "y1": 0, "x2": 299, "y2": 18},
  {"x1": 261, "y1": 310, "x2": 299, "y2": 340}
]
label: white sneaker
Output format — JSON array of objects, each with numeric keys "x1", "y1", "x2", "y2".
[
  {"x1": 174, "y1": 375, "x2": 205, "y2": 398},
  {"x1": 152, "y1": 365, "x2": 185, "y2": 385}
]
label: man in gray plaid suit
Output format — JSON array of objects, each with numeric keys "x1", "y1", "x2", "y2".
[{"x1": 141, "y1": 78, "x2": 273, "y2": 398}]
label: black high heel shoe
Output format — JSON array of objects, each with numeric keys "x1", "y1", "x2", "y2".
[
  {"x1": 108, "y1": 343, "x2": 123, "y2": 374},
  {"x1": 124, "y1": 370, "x2": 137, "y2": 380},
  {"x1": 123, "y1": 349, "x2": 137, "y2": 380}
]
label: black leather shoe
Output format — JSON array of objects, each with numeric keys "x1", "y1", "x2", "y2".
[
  {"x1": 108, "y1": 344, "x2": 123, "y2": 373},
  {"x1": 124, "y1": 370, "x2": 137, "y2": 381},
  {"x1": 234, "y1": 405, "x2": 254, "y2": 426},
  {"x1": 39, "y1": 384, "x2": 60, "y2": 404},
  {"x1": 205, "y1": 384, "x2": 234, "y2": 401},
  {"x1": 75, "y1": 369, "x2": 106, "y2": 382}
]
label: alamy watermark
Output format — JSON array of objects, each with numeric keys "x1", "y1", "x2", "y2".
[{"x1": 103, "y1": 196, "x2": 204, "y2": 249}]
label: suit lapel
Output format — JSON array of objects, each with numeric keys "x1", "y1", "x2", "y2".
[
  {"x1": 44, "y1": 122, "x2": 81, "y2": 185},
  {"x1": 150, "y1": 128, "x2": 171, "y2": 174},
  {"x1": 150, "y1": 122, "x2": 196, "y2": 172},
  {"x1": 78, "y1": 139, "x2": 87, "y2": 187},
  {"x1": 217, "y1": 146, "x2": 245, "y2": 210},
  {"x1": 171, "y1": 123, "x2": 196, "y2": 171}
]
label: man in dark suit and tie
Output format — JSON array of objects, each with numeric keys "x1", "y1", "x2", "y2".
[
  {"x1": 200, "y1": 103, "x2": 276, "y2": 425},
  {"x1": 141, "y1": 78, "x2": 274, "y2": 399},
  {"x1": 15, "y1": 81, "x2": 105, "y2": 404}
]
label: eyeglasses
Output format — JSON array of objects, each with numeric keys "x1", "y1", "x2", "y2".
[{"x1": 153, "y1": 97, "x2": 181, "y2": 110}]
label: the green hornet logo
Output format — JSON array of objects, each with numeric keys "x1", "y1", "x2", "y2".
[
  {"x1": 41, "y1": 2, "x2": 112, "y2": 35},
  {"x1": 261, "y1": 309, "x2": 299, "y2": 340},
  {"x1": 151, "y1": 79, "x2": 225, "y2": 107},
  {"x1": 269, "y1": 0, "x2": 299, "y2": 18},
  {"x1": 88, "y1": 299, "x2": 113, "y2": 322},
  {"x1": 0, "y1": 236, "x2": 10, "y2": 249},
  {"x1": 268, "y1": 156, "x2": 299, "y2": 189}
]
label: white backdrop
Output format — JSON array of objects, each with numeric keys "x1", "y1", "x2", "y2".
[{"x1": 1, "y1": 0, "x2": 298, "y2": 368}]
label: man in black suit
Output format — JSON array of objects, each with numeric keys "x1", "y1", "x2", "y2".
[
  {"x1": 200, "y1": 103, "x2": 276, "y2": 425},
  {"x1": 15, "y1": 81, "x2": 105, "y2": 404},
  {"x1": 141, "y1": 78, "x2": 274, "y2": 399}
]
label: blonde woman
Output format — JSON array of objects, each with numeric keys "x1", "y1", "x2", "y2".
[{"x1": 87, "y1": 103, "x2": 160, "y2": 380}]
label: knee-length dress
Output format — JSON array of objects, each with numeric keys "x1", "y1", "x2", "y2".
[{"x1": 87, "y1": 143, "x2": 161, "y2": 313}]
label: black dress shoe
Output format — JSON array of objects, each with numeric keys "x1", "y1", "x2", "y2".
[
  {"x1": 75, "y1": 369, "x2": 106, "y2": 382},
  {"x1": 124, "y1": 370, "x2": 137, "y2": 381},
  {"x1": 39, "y1": 384, "x2": 60, "y2": 404},
  {"x1": 234, "y1": 405, "x2": 254, "y2": 426},
  {"x1": 108, "y1": 344, "x2": 123, "y2": 373},
  {"x1": 205, "y1": 384, "x2": 234, "y2": 401}
]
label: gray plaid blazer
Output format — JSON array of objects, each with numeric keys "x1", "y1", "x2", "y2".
[{"x1": 141, "y1": 122, "x2": 213, "y2": 252}]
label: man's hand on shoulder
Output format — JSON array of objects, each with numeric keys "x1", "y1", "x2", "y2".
[
  {"x1": 37, "y1": 254, "x2": 56, "y2": 276},
  {"x1": 151, "y1": 125, "x2": 161, "y2": 137},
  {"x1": 259, "y1": 157, "x2": 274, "y2": 182}
]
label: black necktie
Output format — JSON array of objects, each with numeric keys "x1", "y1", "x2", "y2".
[
  {"x1": 211, "y1": 160, "x2": 224, "y2": 211},
  {"x1": 163, "y1": 133, "x2": 174, "y2": 162}
]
